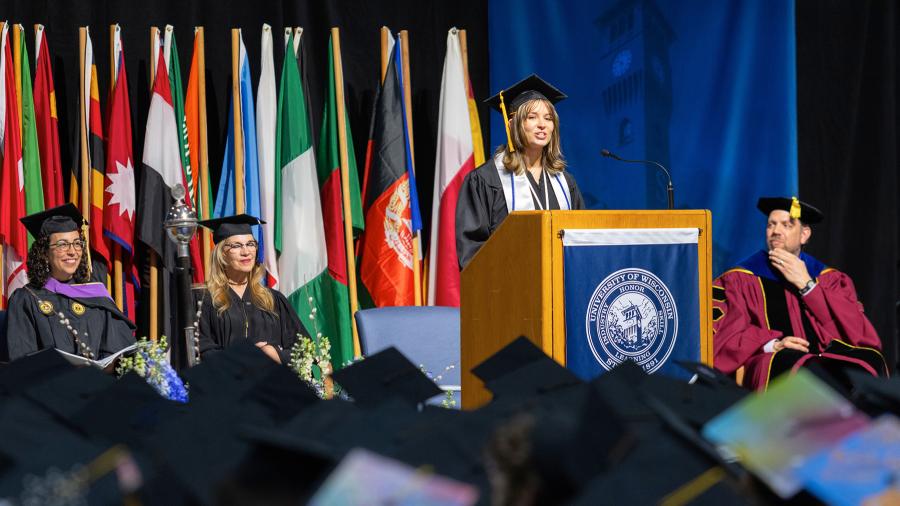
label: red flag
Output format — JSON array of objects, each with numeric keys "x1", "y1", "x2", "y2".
[
  {"x1": 33, "y1": 25, "x2": 64, "y2": 209},
  {"x1": 104, "y1": 39, "x2": 138, "y2": 318},
  {"x1": 0, "y1": 25, "x2": 28, "y2": 302},
  {"x1": 358, "y1": 45, "x2": 416, "y2": 306}
]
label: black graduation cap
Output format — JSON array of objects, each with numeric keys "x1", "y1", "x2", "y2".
[
  {"x1": 484, "y1": 74, "x2": 566, "y2": 152},
  {"x1": 471, "y1": 336, "x2": 548, "y2": 384},
  {"x1": 331, "y1": 347, "x2": 443, "y2": 407},
  {"x1": 20, "y1": 202, "x2": 85, "y2": 239},
  {"x1": 484, "y1": 74, "x2": 567, "y2": 113},
  {"x1": 22, "y1": 366, "x2": 116, "y2": 423},
  {"x1": 0, "y1": 348, "x2": 75, "y2": 398},
  {"x1": 568, "y1": 425, "x2": 753, "y2": 505},
  {"x1": 197, "y1": 214, "x2": 265, "y2": 244},
  {"x1": 757, "y1": 196, "x2": 824, "y2": 224},
  {"x1": 470, "y1": 336, "x2": 581, "y2": 401}
]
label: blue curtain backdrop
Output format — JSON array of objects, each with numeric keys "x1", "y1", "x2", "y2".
[{"x1": 489, "y1": 0, "x2": 797, "y2": 275}]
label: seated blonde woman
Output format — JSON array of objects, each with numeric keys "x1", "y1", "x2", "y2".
[{"x1": 197, "y1": 214, "x2": 308, "y2": 364}]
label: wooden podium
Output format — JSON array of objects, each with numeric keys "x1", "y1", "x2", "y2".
[{"x1": 460, "y1": 210, "x2": 713, "y2": 409}]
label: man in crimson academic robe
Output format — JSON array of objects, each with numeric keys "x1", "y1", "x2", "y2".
[{"x1": 712, "y1": 196, "x2": 887, "y2": 390}]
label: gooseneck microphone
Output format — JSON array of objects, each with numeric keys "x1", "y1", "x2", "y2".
[{"x1": 601, "y1": 149, "x2": 674, "y2": 210}]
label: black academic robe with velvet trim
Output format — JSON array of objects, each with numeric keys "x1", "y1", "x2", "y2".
[
  {"x1": 4, "y1": 286, "x2": 136, "y2": 362},
  {"x1": 455, "y1": 158, "x2": 585, "y2": 269}
]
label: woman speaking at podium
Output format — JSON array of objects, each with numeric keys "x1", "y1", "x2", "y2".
[{"x1": 456, "y1": 74, "x2": 585, "y2": 269}]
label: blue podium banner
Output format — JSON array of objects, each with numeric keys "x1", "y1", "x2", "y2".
[{"x1": 563, "y1": 228, "x2": 699, "y2": 380}]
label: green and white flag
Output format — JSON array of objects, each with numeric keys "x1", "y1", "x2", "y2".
[
  {"x1": 18, "y1": 24, "x2": 44, "y2": 237},
  {"x1": 276, "y1": 29, "x2": 347, "y2": 368}
]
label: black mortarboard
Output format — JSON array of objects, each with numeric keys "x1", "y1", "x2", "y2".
[
  {"x1": 757, "y1": 196, "x2": 824, "y2": 224},
  {"x1": 470, "y1": 336, "x2": 549, "y2": 384},
  {"x1": 331, "y1": 347, "x2": 443, "y2": 407},
  {"x1": 19, "y1": 202, "x2": 85, "y2": 239},
  {"x1": 0, "y1": 348, "x2": 75, "y2": 398},
  {"x1": 197, "y1": 214, "x2": 265, "y2": 244},
  {"x1": 23, "y1": 366, "x2": 116, "y2": 423},
  {"x1": 484, "y1": 74, "x2": 566, "y2": 152},
  {"x1": 484, "y1": 74, "x2": 566, "y2": 113},
  {"x1": 568, "y1": 426, "x2": 753, "y2": 505}
]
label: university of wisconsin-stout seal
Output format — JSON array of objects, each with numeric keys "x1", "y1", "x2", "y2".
[{"x1": 585, "y1": 268, "x2": 678, "y2": 373}]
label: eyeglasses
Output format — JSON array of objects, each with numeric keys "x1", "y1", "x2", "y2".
[
  {"x1": 50, "y1": 240, "x2": 85, "y2": 252},
  {"x1": 224, "y1": 241, "x2": 259, "y2": 253}
]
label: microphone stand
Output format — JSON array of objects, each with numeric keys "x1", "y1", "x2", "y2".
[{"x1": 601, "y1": 149, "x2": 674, "y2": 210}]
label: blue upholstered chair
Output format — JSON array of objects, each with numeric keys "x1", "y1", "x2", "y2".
[{"x1": 354, "y1": 306, "x2": 460, "y2": 408}]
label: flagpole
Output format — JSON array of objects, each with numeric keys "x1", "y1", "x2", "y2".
[
  {"x1": 331, "y1": 27, "x2": 362, "y2": 358},
  {"x1": 196, "y1": 27, "x2": 212, "y2": 278},
  {"x1": 148, "y1": 26, "x2": 160, "y2": 341},
  {"x1": 0, "y1": 23, "x2": 5, "y2": 309},
  {"x1": 77, "y1": 28, "x2": 89, "y2": 218},
  {"x1": 231, "y1": 29, "x2": 245, "y2": 214},
  {"x1": 380, "y1": 27, "x2": 389, "y2": 83},
  {"x1": 399, "y1": 30, "x2": 423, "y2": 306},
  {"x1": 77, "y1": 27, "x2": 91, "y2": 267},
  {"x1": 13, "y1": 25, "x2": 22, "y2": 143},
  {"x1": 104, "y1": 25, "x2": 122, "y2": 311}
]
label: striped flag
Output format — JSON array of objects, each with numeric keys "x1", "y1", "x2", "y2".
[
  {"x1": 0, "y1": 22, "x2": 27, "y2": 301},
  {"x1": 257, "y1": 24, "x2": 279, "y2": 288},
  {"x1": 427, "y1": 29, "x2": 476, "y2": 306},
  {"x1": 84, "y1": 29, "x2": 110, "y2": 272},
  {"x1": 33, "y1": 25, "x2": 64, "y2": 209},
  {"x1": 358, "y1": 35, "x2": 421, "y2": 307},
  {"x1": 214, "y1": 30, "x2": 263, "y2": 261},
  {"x1": 185, "y1": 28, "x2": 213, "y2": 263},
  {"x1": 275, "y1": 29, "x2": 338, "y2": 361},
  {"x1": 317, "y1": 33, "x2": 364, "y2": 367},
  {"x1": 164, "y1": 26, "x2": 204, "y2": 283}
]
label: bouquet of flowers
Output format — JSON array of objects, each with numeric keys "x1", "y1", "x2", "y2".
[
  {"x1": 288, "y1": 333, "x2": 334, "y2": 399},
  {"x1": 116, "y1": 336, "x2": 189, "y2": 403}
]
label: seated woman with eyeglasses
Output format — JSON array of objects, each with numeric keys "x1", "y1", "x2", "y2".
[
  {"x1": 196, "y1": 215, "x2": 309, "y2": 364},
  {"x1": 3, "y1": 204, "x2": 136, "y2": 362}
]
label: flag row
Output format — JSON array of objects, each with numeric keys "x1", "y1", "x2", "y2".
[{"x1": 0, "y1": 23, "x2": 483, "y2": 368}]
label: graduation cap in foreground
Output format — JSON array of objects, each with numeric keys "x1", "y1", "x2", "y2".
[
  {"x1": 472, "y1": 336, "x2": 581, "y2": 401},
  {"x1": 484, "y1": 74, "x2": 566, "y2": 152},
  {"x1": 757, "y1": 196, "x2": 824, "y2": 224},
  {"x1": 331, "y1": 347, "x2": 443, "y2": 406},
  {"x1": 197, "y1": 214, "x2": 265, "y2": 244},
  {"x1": 0, "y1": 348, "x2": 75, "y2": 397},
  {"x1": 19, "y1": 202, "x2": 85, "y2": 239}
]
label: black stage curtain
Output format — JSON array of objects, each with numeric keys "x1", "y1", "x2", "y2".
[{"x1": 796, "y1": 0, "x2": 899, "y2": 372}]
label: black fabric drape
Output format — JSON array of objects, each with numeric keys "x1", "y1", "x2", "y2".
[{"x1": 796, "y1": 0, "x2": 899, "y2": 372}]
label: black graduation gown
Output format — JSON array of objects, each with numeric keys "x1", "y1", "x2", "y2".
[
  {"x1": 4, "y1": 285, "x2": 136, "y2": 362},
  {"x1": 455, "y1": 158, "x2": 586, "y2": 269},
  {"x1": 198, "y1": 286, "x2": 308, "y2": 364}
]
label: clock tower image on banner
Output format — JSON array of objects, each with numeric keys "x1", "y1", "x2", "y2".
[{"x1": 595, "y1": 0, "x2": 674, "y2": 208}]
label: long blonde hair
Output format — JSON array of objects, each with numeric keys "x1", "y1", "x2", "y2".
[
  {"x1": 497, "y1": 98, "x2": 567, "y2": 176},
  {"x1": 207, "y1": 240, "x2": 276, "y2": 315}
]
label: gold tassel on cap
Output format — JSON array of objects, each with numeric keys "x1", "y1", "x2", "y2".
[
  {"x1": 499, "y1": 90, "x2": 514, "y2": 152},
  {"x1": 790, "y1": 196, "x2": 801, "y2": 220}
]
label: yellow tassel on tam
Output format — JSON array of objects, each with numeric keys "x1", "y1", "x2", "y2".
[
  {"x1": 790, "y1": 197, "x2": 801, "y2": 220},
  {"x1": 499, "y1": 90, "x2": 514, "y2": 152}
]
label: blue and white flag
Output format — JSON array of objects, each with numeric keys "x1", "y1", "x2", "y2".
[
  {"x1": 215, "y1": 30, "x2": 263, "y2": 262},
  {"x1": 563, "y1": 228, "x2": 700, "y2": 380}
]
